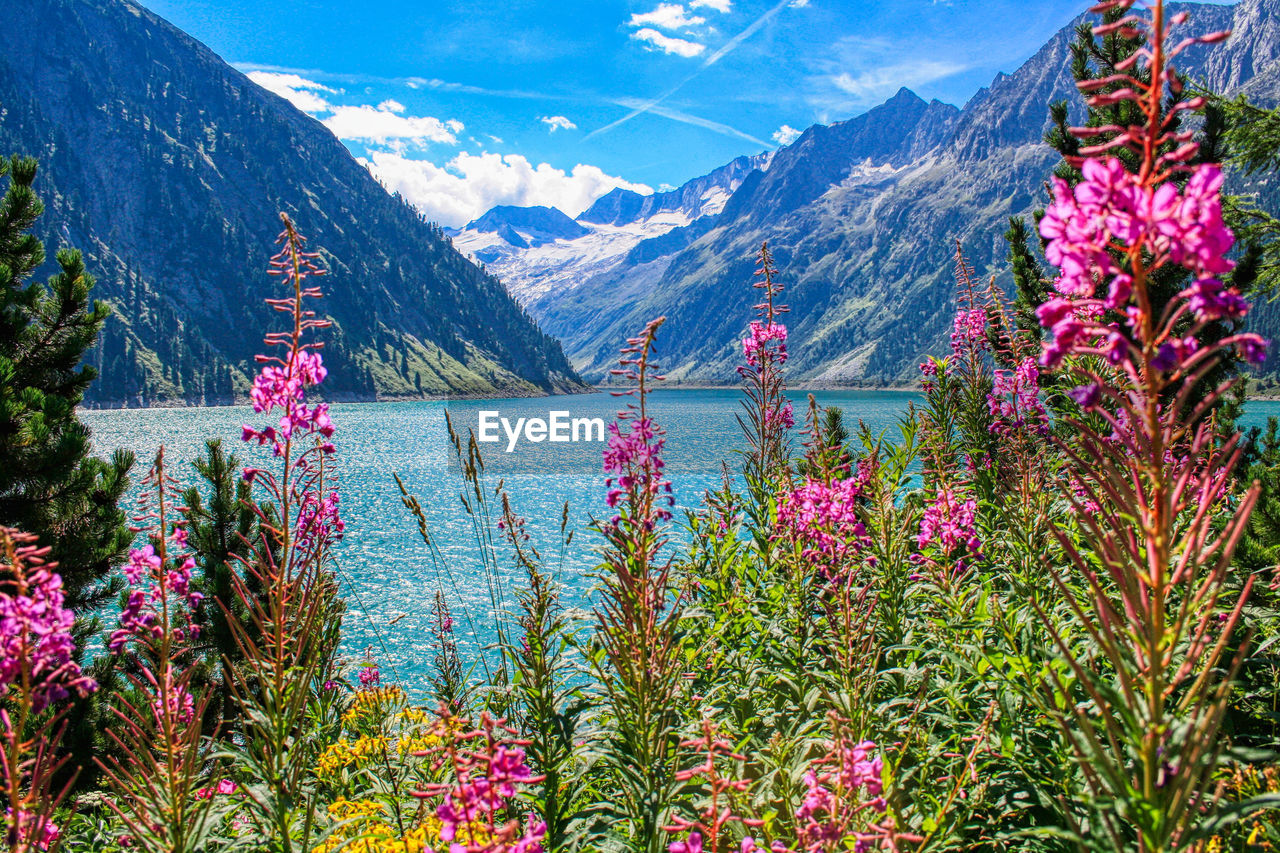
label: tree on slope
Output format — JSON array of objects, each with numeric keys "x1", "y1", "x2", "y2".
[
  {"x1": 1005, "y1": 8, "x2": 1258, "y2": 349},
  {"x1": 0, "y1": 154, "x2": 133, "y2": 619}
]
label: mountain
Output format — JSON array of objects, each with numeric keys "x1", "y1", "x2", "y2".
[
  {"x1": 468, "y1": 0, "x2": 1279, "y2": 385},
  {"x1": 463, "y1": 206, "x2": 590, "y2": 248},
  {"x1": 0, "y1": 0, "x2": 586, "y2": 406},
  {"x1": 453, "y1": 153, "x2": 772, "y2": 307}
]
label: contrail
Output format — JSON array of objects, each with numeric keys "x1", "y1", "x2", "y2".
[
  {"x1": 233, "y1": 62, "x2": 562, "y2": 102},
  {"x1": 585, "y1": 0, "x2": 794, "y2": 140},
  {"x1": 612, "y1": 98, "x2": 769, "y2": 146}
]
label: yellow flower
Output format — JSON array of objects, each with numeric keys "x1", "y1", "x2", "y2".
[
  {"x1": 343, "y1": 686, "x2": 408, "y2": 729},
  {"x1": 399, "y1": 707, "x2": 430, "y2": 726},
  {"x1": 316, "y1": 798, "x2": 446, "y2": 853},
  {"x1": 316, "y1": 736, "x2": 390, "y2": 780},
  {"x1": 397, "y1": 730, "x2": 443, "y2": 757}
]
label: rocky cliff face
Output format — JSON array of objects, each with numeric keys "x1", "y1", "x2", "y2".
[
  {"x1": 0, "y1": 0, "x2": 585, "y2": 405},
  {"x1": 474, "y1": 0, "x2": 1277, "y2": 385},
  {"x1": 578, "y1": 154, "x2": 772, "y2": 227},
  {"x1": 452, "y1": 151, "x2": 771, "y2": 306}
]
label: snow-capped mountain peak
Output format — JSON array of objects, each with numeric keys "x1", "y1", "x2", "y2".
[{"x1": 452, "y1": 151, "x2": 773, "y2": 303}]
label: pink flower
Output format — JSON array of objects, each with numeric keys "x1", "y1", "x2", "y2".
[
  {"x1": 242, "y1": 350, "x2": 337, "y2": 456},
  {"x1": 742, "y1": 322, "x2": 788, "y2": 368},
  {"x1": 0, "y1": 539, "x2": 96, "y2": 713},
  {"x1": 602, "y1": 417, "x2": 674, "y2": 523},
  {"x1": 669, "y1": 832, "x2": 704, "y2": 853},
  {"x1": 295, "y1": 491, "x2": 344, "y2": 554},
  {"x1": 152, "y1": 686, "x2": 195, "y2": 725},
  {"x1": 425, "y1": 715, "x2": 545, "y2": 853},
  {"x1": 986, "y1": 357, "x2": 1047, "y2": 436},
  {"x1": 7, "y1": 811, "x2": 59, "y2": 851},
  {"x1": 777, "y1": 478, "x2": 868, "y2": 575},
  {"x1": 950, "y1": 309, "x2": 988, "y2": 357},
  {"x1": 1037, "y1": 157, "x2": 1261, "y2": 372},
  {"x1": 917, "y1": 486, "x2": 982, "y2": 571},
  {"x1": 123, "y1": 545, "x2": 160, "y2": 585},
  {"x1": 795, "y1": 738, "x2": 885, "y2": 853}
]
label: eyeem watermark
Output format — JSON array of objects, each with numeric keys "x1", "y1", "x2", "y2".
[{"x1": 478, "y1": 410, "x2": 607, "y2": 453}]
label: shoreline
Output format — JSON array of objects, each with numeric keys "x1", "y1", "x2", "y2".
[
  {"x1": 78, "y1": 382, "x2": 1280, "y2": 411},
  {"x1": 81, "y1": 382, "x2": 599, "y2": 411},
  {"x1": 80, "y1": 384, "x2": 931, "y2": 412}
]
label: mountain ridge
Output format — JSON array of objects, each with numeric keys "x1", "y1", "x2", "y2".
[
  {"x1": 452, "y1": 149, "x2": 772, "y2": 306},
  {"x1": 468, "y1": 0, "x2": 1277, "y2": 384},
  {"x1": 0, "y1": 0, "x2": 586, "y2": 406}
]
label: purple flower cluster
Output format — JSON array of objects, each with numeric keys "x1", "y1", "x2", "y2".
[
  {"x1": 242, "y1": 351, "x2": 336, "y2": 457},
  {"x1": 1037, "y1": 158, "x2": 1265, "y2": 370},
  {"x1": 152, "y1": 685, "x2": 196, "y2": 726},
  {"x1": 950, "y1": 309, "x2": 988, "y2": 358},
  {"x1": 986, "y1": 357, "x2": 1047, "y2": 436},
  {"x1": 603, "y1": 417, "x2": 675, "y2": 522},
  {"x1": 795, "y1": 738, "x2": 885, "y2": 853},
  {"x1": 918, "y1": 359, "x2": 940, "y2": 394},
  {"x1": 0, "y1": 533, "x2": 96, "y2": 713},
  {"x1": 1041, "y1": 160, "x2": 1231, "y2": 300},
  {"x1": 108, "y1": 535, "x2": 203, "y2": 655},
  {"x1": 766, "y1": 400, "x2": 796, "y2": 431},
  {"x1": 917, "y1": 487, "x2": 982, "y2": 570},
  {"x1": 358, "y1": 664, "x2": 380, "y2": 688},
  {"x1": 295, "y1": 491, "x2": 345, "y2": 554},
  {"x1": 742, "y1": 321, "x2": 788, "y2": 368},
  {"x1": 421, "y1": 714, "x2": 547, "y2": 853},
  {"x1": 8, "y1": 810, "x2": 59, "y2": 852},
  {"x1": 777, "y1": 478, "x2": 869, "y2": 573}
]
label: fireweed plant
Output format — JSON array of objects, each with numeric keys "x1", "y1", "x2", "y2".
[
  {"x1": 223, "y1": 213, "x2": 347, "y2": 852},
  {"x1": 96, "y1": 446, "x2": 217, "y2": 853},
  {"x1": 1019, "y1": 2, "x2": 1269, "y2": 849},
  {"x1": 588, "y1": 316, "x2": 686, "y2": 853},
  {"x1": 18, "y1": 2, "x2": 1280, "y2": 850},
  {"x1": 0, "y1": 528, "x2": 95, "y2": 852}
]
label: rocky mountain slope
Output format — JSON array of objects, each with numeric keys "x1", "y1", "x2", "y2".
[
  {"x1": 471, "y1": 0, "x2": 1278, "y2": 384},
  {"x1": 0, "y1": 0, "x2": 585, "y2": 405},
  {"x1": 452, "y1": 153, "x2": 772, "y2": 306}
]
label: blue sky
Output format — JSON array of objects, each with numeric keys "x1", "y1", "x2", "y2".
[{"x1": 139, "y1": 0, "x2": 1238, "y2": 227}]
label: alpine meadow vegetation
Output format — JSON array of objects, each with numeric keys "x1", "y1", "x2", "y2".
[{"x1": 5, "y1": 1, "x2": 1280, "y2": 852}]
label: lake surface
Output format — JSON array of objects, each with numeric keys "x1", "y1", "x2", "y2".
[{"x1": 82, "y1": 389, "x2": 1280, "y2": 692}]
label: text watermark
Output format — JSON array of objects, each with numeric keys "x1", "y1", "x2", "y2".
[{"x1": 477, "y1": 411, "x2": 607, "y2": 452}]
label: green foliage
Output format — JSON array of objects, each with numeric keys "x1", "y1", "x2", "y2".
[
  {"x1": 1015, "y1": 13, "x2": 1251, "y2": 399},
  {"x1": 1217, "y1": 95, "x2": 1280, "y2": 300},
  {"x1": 182, "y1": 438, "x2": 278, "y2": 732},
  {"x1": 0, "y1": 154, "x2": 133, "y2": 615}
]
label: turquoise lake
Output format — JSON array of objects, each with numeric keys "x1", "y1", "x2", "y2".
[{"x1": 82, "y1": 389, "x2": 1280, "y2": 692}]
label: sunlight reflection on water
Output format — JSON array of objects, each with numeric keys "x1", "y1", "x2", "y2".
[{"x1": 82, "y1": 390, "x2": 1280, "y2": 693}]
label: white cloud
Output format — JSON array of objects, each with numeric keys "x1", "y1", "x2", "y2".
[
  {"x1": 631, "y1": 28, "x2": 706, "y2": 57},
  {"x1": 246, "y1": 72, "x2": 464, "y2": 149},
  {"x1": 540, "y1": 115, "x2": 578, "y2": 132},
  {"x1": 772, "y1": 124, "x2": 802, "y2": 145},
  {"x1": 690, "y1": 0, "x2": 732, "y2": 11},
  {"x1": 630, "y1": 3, "x2": 705, "y2": 30},
  {"x1": 247, "y1": 71, "x2": 336, "y2": 113},
  {"x1": 788, "y1": 0, "x2": 809, "y2": 7},
  {"x1": 322, "y1": 102, "x2": 464, "y2": 146},
  {"x1": 829, "y1": 60, "x2": 965, "y2": 101},
  {"x1": 364, "y1": 152, "x2": 654, "y2": 228}
]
